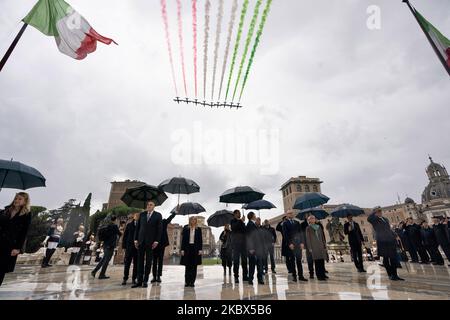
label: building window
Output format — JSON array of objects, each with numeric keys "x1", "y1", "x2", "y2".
[
  {"x1": 363, "y1": 228, "x2": 366, "y2": 232},
  {"x1": 361, "y1": 221, "x2": 364, "y2": 225},
  {"x1": 364, "y1": 236, "x2": 368, "y2": 242},
  {"x1": 296, "y1": 184, "x2": 302, "y2": 192},
  {"x1": 289, "y1": 186, "x2": 292, "y2": 193},
  {"x1": 305, "y1": 185, "x2": 310, "y2": 192},
  {"x1": 313, "y1": 185, "x2": 318, "y2": 192}
]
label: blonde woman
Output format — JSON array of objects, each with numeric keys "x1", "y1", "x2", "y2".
[
  {"x1": 41, "y1": 217, "x2": 64, "y2": 268},
  {"x1": 180, "y1": 216, "x2": 203, "y2": 287},
  {"x1": 0, "y1": 192, "x2": 32, "y2": 286}
]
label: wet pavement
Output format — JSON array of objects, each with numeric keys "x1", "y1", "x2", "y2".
[{"x1": 0, "y1": 262, "x2": 449, "y2": 300}]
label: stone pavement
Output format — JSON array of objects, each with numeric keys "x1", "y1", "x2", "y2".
[{"x1": 0, "y1": 262, "x2": 449, "y2": 300}]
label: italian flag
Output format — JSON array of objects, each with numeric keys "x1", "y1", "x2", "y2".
[
  {"x1": 415, "y1": 10, "x2": 450, "y2": 70},
  {"x1": 22, "y1": 0, "x2": 117, "y2": 60}
]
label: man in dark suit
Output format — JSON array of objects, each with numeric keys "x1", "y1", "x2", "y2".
[
  {"x1": 276, "y1": 216, "x2": 291, "y2": 273},
  {"x1": 230, "y1": 210, "x2": 248, "y2": 283},
  {"x1": 121, "y1": 213, "x2": 139, "y2": 285},
  {"x1": 344, "y1": 214, "x2": 366, "y2": 272},
  {"x1": 403, "y1": 217, "x2": 430, "y2": 264},
  {"x1": 282, "y1": 210, "x2": 308, "y2": 282},
  {"x1": 368, "y1": 207, "x2": 404, "y2": 281},
  {"x1": 262, "y1": 220, "x2": 277, "y2": 274},
  {"x1": 152, "y1": 212, "x2": 176, "y2": 283},
  {"x1": 132, "y1": 200, "x2": 163, "y2": 288},
  {"x1": 246, "y1": 212, "x2": 264, "y2": 285},
  {"x1": 432, "y1": 216, "x2": 450, "y2": 265}
]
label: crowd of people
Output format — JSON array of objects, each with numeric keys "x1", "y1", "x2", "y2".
[{"x1": 1, "y1": 193, "x2": 450, "y2": 288}]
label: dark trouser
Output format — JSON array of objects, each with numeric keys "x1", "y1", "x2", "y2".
[
  {"x1": 248, "y1": 252, "x2": 263, "y2": 282},
  {"x1": 42, "y1": 248, "x2": 56, "y2": 266},
  {"x1": 232, "y1": 246, "x2": 248, "y2": 279},
  {"x1": 426, "y1": 245, "x2": 444, "y2": 264},
  {"x1": 417, "y1": 245, "x2": 430, "y2": 263},
  {"x1": 314, "y1": 259, "x2": 326, "y2": 279},
  {"x1": 284, "y1": 255, "x2": 292, "y2": 273},
  {"x1": 185, "y1": 264, "x2": 198, "y2": 285},
  {"x1": 408, "y1": 242, "x2": 419, "y2": 262},
  {"x1": 440, "y1": 244, "x2": 450, "y2": 261},
  {"x1": 350, "y1": 245, "x2": 364, "y2": 270},
  {"x1": 137, "y1": 244, "x2": 154, "y2": 284},
  {"x1": 0, "y1": 272, "x2": 5, "y2": 286},
  {"x1": 123, "y1": 247, "x2": 138, "y2": 281},
  {"x1": 265, "y1": 245, "x2": 275, "y2": 271},
  {"x1": 306, "y1": 250, "x2": 314, "y2": 276},
  {"x1": 69, "y1": 252, "x2": 77, "y2": 265},
  {"x1": 152, "y1": 246, "x2": 165, "y2": 278},
  {"x1": 286, "y1": 247, "x2": 304, "y2": 279},
  {"x1": 382, "y1": 255, "x2": 398, "y2": 278},
  {"x1": 93, "y1": 247, "x2": 114, "y2": 277}
]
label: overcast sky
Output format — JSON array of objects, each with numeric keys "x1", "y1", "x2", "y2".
[{"x1": 1, "y1": 0, "x2": 449, "y2": 238}]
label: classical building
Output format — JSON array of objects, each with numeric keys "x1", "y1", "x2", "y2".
[
  {"x1": 280, "y1": 176, "x2": 323, "y2": 212},
  {"x1": 421, "y1": 156, "x2": 450, "y2": 221},
  {"x1": 106, "y1": 180, "x2": 146, "y2": 209}
]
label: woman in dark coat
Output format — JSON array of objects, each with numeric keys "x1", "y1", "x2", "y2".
[
  {"x1": 180, "y1": 216, "x2": 203, "y2": 287},
  {"x1": 219, "y1": 224, "x2": 233, "y2": 276},
  {"x1": 0, "y1": 192, "x2": 32, "y2": 286}
]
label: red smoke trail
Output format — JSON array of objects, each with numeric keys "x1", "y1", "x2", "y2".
[
  {"x1": 192, "y1": 0, "x2": 198, "y2": 98},
  {"x1": 177, "y1": 0, "x2": 188, "y2": 97},
  {"x1": 161, "y1": 0, "x2": 178, "y2": 96}
]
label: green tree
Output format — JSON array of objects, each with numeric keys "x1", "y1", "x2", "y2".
[
  {"x1": 88, "y1": 205, "x2": 141, "y2": 237},
  {"x1": 25, "y1": 206, "x2": 50, "y2": 253}
]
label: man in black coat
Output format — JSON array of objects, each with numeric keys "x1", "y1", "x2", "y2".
[
  {"x1": 262, "y1": 219, "x2": 277, "y2": 274},
  {"x1": 420, "y1": 221, "x2": 444, "y2": 265},
  {"x1": 432, "y1": 216, "x2": 450, "y2": 265},
  {"x1": 132, "y1": 200, "x2": 163, "y2": 288},
  {"x1": 368, "y1": 207, "x2": 404, "y2": 281},
  {"x1": 122, "y1": 213, "x2": 139, "y2": 285},
  {"x1": 282, "y1": 210, "x2": 308, "y2": 282},
  {"x1": 91, "y1": 215, "x2": 122, "y2": 280},
  {"x1": 246, "y1": 212, "x2": 264, "y2": 285},
  {"x1": 403, "y1": 218, "x2": 430, "y2": 264},
  {"x1": 230, "y1": 210, "x2": 248, "y2": 283},
  {"x1": 276, "y1": 217, "x2": 291, "y2": 273},
  {"x1": 344, "y1": 214, "x2": 366, "y2": 272},
  {"x1": 152, "y1": 212, "x2": 176, "y2": 283}
]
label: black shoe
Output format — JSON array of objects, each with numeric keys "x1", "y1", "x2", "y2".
[
  {"x1": 98, "y1": 275, "x2": 110, "y2": 280},
  {"x1": 91, "y1": 271, "x2": 96, "y2": 278},
  {"x1": 234, "y1": 277, "x2": 239, "y2": 284},
  {"x1": 150, "y1": 278, "x2": 157, "y2": 283},
  {"x1": 298, "y1": 276, "x2": 308, "y2": 282},
  {"x1": 271, "y1": 270, "x2": 276, "y2": 274},
  {"x1": 132, "y1": 280, "x2": 137, "y2": 285},
  {"x1": 309, "y1": 274, "x2": 314, "y2": 279},
  {"x1": 291, "y1": 276, "x2": 297, "y2": 282},
  {"x1": 258, "y1": 280, "x2": 265, "y2": 285},
  {"x1": 189, "y1": 283, "x2": 195, "y2": 287},
  {"x1": 248, "y1": 280, "x2": 253, "y2": 285},
  {"x1": 394, "y1": 276, "x2": 405, "y2": 281},
  {"x1": 142, "y1": 283, "x2": 148, "y2": 288},
  {"x1": 156, "y1": 276, "x2": 161, "y2": 283},
  {"x1": 132, "y1": 283, "x2": 142, "y2": 288},
  {"x1": 389, "y1": 276, "x2": 397, "y2": 281},
  {"x1": 185, "y1": 283, "x2": 189, "y2": 287},
  {"x1": 121, "y1": 280, "x2": 127, "y2": 286},
  {"x1": 324, "y1": 270, "x2": 329, "y2": 273},
  {"x1": 317, "y1": 277, "x2": 327, "y2": 281}
]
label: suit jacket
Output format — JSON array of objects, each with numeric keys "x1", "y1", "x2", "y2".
[
  {"x1": 367, "y1": 213, "x2": 396, "y2": 257},
  {"x1": 433, "y1": 223, "x2": 450, "y2": 247},
  {"x1": 403, "y1": 224, "x2": 423, "y2": 247},
  {"x1": 282, "y1": 218, "x2": 304, "y2": 248},
  {"x1": 134, "y1": 211, "x2": 163, "y2": 247},
  {"x1": 276, "y1": 220, "x2": 289, "y2": 256},
  {"x1": 246, "y1": 221, "x2": 265, "y2": 256},
  {"x1": 344, "y1": 221, "x2": 364, "y2": 248},
  {"x1": 160, "y1": 213, "x2": 176, "y2": 248},
  {"x1": 103, "y1": 223, "x2": 122, "y2": 249},
  {"x1": 180, "y1": 226, "x2": 203, "y2": 266},
  {"x1": 230, "y1": 218, "x2": 247, "y2": 249},
  {"x1": 122, "y1": 220, "x2": 138, "y2": 250}
]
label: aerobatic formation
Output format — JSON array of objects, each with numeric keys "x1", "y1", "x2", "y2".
[{"x1": 160, "y1": 0, "x2": 273, "y2": 109}]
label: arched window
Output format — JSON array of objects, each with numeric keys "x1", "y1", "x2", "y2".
[
  {"x1": 305, "y1": 185, "x2": 310, "y2": 192},
  {"x1": 313, "y1": 185, "x2": 318, "y2": 192},
  {"x1": 296, "y1": 184, "x2": 302, "y2": 192}
]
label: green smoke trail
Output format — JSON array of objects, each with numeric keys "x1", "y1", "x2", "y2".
[
  {"x1": 231, "y1": 0, "x2": 262, "y2": 101},
  {"x1": 225, "y1": 0, "x2": 249, "y2": 101},
  {"x1": 239, "y1": 0, "x2": 272, "y2": 102}
]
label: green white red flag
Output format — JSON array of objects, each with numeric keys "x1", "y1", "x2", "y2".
[{"x1": 22, "y1": 0, "x2": 117, "y2": 60}]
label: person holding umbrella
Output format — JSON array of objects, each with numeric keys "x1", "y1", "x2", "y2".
[
  {"x1": 180, "y1": 216, "x2": 203, "y2": 287},
  {"x1": 0, "y1": 192, "x2": 32, "y2": 286},
  {"x1": 132, "y1": 200, "x2": 163, "y2": 288},
  {"x1": 344, "y1": 214, "x2": 366, "y2": 272},
  {"x1": 368, "y1": 207, "x2": 404, "y2": 281},
  {"x1": 219, "y1": 224, "x2": 233, "y2": 276},
  {"x1": 230, "y1": 209, "x2": 248, "y2": 283}
]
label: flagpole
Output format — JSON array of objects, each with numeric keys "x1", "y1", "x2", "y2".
[
  {"x1": 403, "y1": 0, "x2": 450, "y2": 76},
  {"x1": 0, "y1": 22, "x2": 28, "y2": 73}
]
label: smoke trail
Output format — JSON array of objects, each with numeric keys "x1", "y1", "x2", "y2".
[
  {"x1": 210, "y1": 0, "x2": 224, "y2": 101},
  {"x1": 192, "y1": 0, "x2": 198, "y2": 98},
  {"x1": 232, "y1": 0, "x2": 262, "y2": 101},
  {"x1": 218, "y1": 0, "x2": 238, "y2": 101},
  {"x1": 203, "y1": 0, "x2": 211, "y2": 99},
  {"x1": 176, "y1": 0, "x2": 188, "y2": 97},
  {"x1": 239, "y1": 0, "x2": 272, "y2": 101},
  {"x1": 160, "y1": 0, "x2": 178, "y2": 96},
  {"x1": 225, "y1": 0, "x2": 249, "y2": 101}
]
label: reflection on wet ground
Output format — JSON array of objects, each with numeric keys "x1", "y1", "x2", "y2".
[{"x1": 0, "y1": 262, "x2": 449, "y2": 300}]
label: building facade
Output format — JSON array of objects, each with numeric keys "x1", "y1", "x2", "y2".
[
  {"x1": 421, "y1": 157, "x2": 450, "y2": 221},
  {"x1": 106, "y1": 180, "x2": 146, "y2": 210},
  {"x1": 280, "y1": 176, "x2": 323, "y2": 212}
]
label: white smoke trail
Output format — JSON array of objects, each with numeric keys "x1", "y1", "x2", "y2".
[
  {"x1": 211, "y1": 0, "x2": 224, "y2": 101},
  {"x1": 203, "y1": 0, "x2": 211, "y2": 99}
]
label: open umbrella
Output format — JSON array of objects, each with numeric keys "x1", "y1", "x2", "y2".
[
  {"x1": 242, "y1": 199, "x2": 276, "y2": 218},
  {"x1": 293, "y1": 192, "x2": 330, "y2": 211},
  {"x1": 219, "y1": 186, "x2": 264, "y2": 204},
  {"x1": 297, "y1": 207, "x2": 329, "y2": 220},
  {"x1": 207, "y1": 210, "x2": 233, "y2": 227},
  {"x1": 158, "y1": 176, "x2": 200, "y2": 204},
  {"x1": 331, "y1": 204, "x2": 365, "y2": 218},
  {"x1": 0, "y1": 159, "x2": 46, "y2": 191},
  {"x1": 121, "y1": 184, "x2": 168, "y2": 209},
  {"x1": 171, "y1": 202, "x2": 206, "y2": 216}
]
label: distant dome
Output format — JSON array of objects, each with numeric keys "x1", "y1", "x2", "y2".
[{"x1": 404, "y1": 197, "x2": 415, "y2": 204}]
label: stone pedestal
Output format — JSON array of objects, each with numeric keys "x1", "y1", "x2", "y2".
[{"x1": 327, "y1": 242, "x2": 350, "y2": 254}]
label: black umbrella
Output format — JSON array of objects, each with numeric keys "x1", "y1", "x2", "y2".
[
  {"x1": 331, "y1": 204, "x2": 365, "y2": 218},
  {"x1": 0, "y1": 159, "x2": 46, "y2": 191},
  {"x1": 207, "y1": 210, "x2": 233, "y2": 228},
  {"x1": 243, "y1": 199, "x2": 276, "y2": 210},
  {"x1": 297, "y1": 207, "x2": 329, "y2": 220},
  {"x1": 171, "y1": 202, "x2": 206, "y2": 216},
  {"x1": 293, "y1": 192, "x2": 330, "y2": 211},
  {"x1": 121, "y1": 184, "x2": 168, "y2": 209},
  {"x1": 158, "y1": 177, "x2": 200, "y2": 204},
  {"x1": 219, "y1": 186, "x2": 265, "y2": 204}
]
